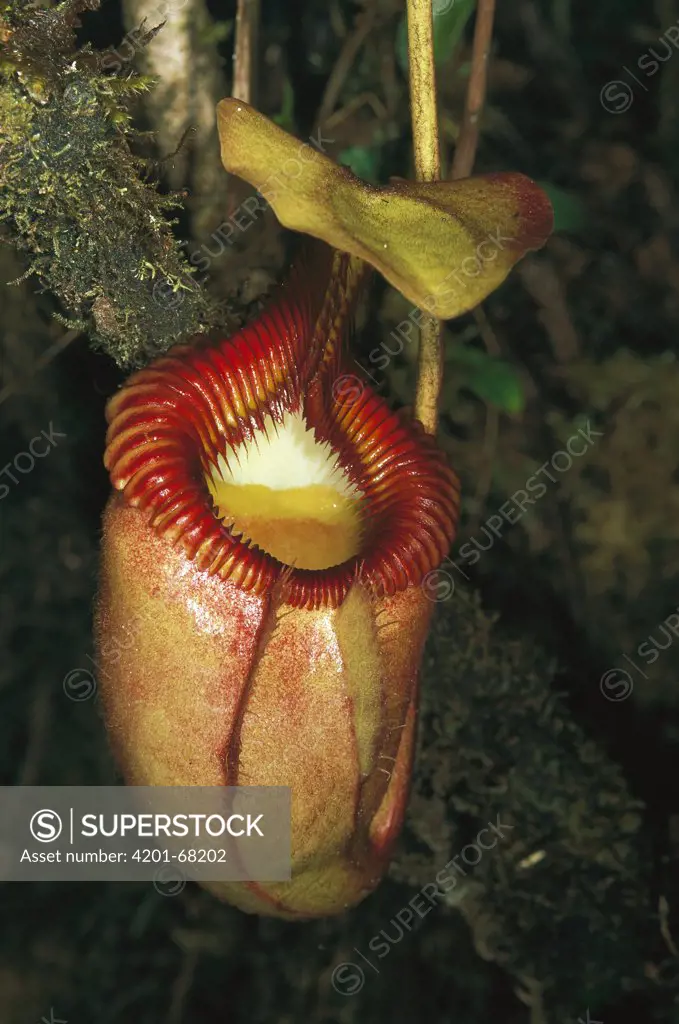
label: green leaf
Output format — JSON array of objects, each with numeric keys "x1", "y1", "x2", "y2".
[
  {"x1": 199, "y1": 19, "x2": 233, "y2": 47},
  {"x1": 271, "y1": 78, "x2": 295, "y2": 131},
  {"x1": 338, "y1": 145, "x2": 382, "y2": 183},
  {"x1": 449, "y1": 344, "x2": 525, "y2": 413},
  {"x1": 537, "y1": 182, "x2": 587, "y2": 233},
  {"x1": 396, "y1": 0, "x2": 478, "y2": 72},
  {"x1": 432, "y1": 0, "x2": 478, "y2": 63}
]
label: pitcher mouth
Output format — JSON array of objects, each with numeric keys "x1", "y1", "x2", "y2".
[
  {"x1": 206, "y1": 408, "x2": 365, "y2": 572},
  {"x1": 103, "y1": 247, "x2": 460, "y2": 608}
]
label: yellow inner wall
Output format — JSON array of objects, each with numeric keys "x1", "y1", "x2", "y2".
[{"x1": 209, "y1": 480, "x2": 362, "y2": 569}]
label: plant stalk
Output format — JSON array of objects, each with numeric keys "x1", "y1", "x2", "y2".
[
  {"x1": 406, "y1": 0, "x2": 443, "y2": 435},
  {"x1": 233, "y1": 0, "x2": 260, "y2": 106},
  {"x1": 451, "y1": 0, "x2": 496, "y2": 180}
]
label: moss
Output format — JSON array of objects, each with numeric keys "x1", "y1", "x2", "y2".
[
  {"x1": 400, "y1": 587, "x2": 654, "y2": 1018},
  {"x1": 0, "y1": 0, "x2": 225, "y2": 366}
]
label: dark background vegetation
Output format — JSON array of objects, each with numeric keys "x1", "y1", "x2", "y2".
[{"x1": 2, "y1": 0, "x2": 679, "y2": 1021}]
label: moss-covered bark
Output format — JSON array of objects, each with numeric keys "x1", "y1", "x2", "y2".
[{"x1": 0, "y1": 0, "x2": 223, "y2": 365}]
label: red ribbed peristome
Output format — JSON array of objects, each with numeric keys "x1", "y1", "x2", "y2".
[{"x1": 104, "y1": 245, "x2": 460, "y2": 608}]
